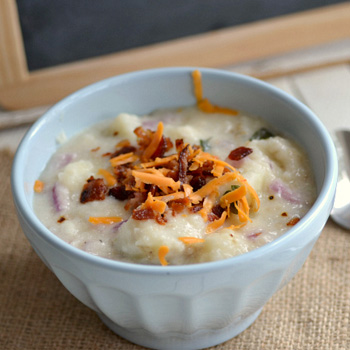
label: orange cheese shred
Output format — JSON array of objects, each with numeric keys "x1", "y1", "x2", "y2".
[
  {"x1": 132, "y1": 170, "x2": 181, "y2": 192},
  {"x1": 98, "y1": 168, "x2": 117, "y2": 187},
  {"x1": 158, "y1": 245, "x2": 170, "y2": 266},
  {"x1": 206, "y1": 211, "x2": 228, "y2": 234},
  {"x1": 178, "y1": 237, "x2": 205, "y2": 244},
  {"x1": 153, "y1": 191, "x2": 186, "y2": 202},
  {"x1": 142, "y1": 122, "x2": 164, "y2": 161},
  {"x1": 141, "y1": 154, "x2": 178, "y2": 168},
  {"x1": 198, "y1": 98, "x2": 239, "y2": 115},
  {"x1": 115, "y1": 139, "x2": 131, "y2": 148},
  {"x1": 190, "y1": 172, "x2": 237, "y2": 204},
  {"x1": 234, "y1": 198, "x2": 252, "y2": 223},
  {"x1": 220, "y1": 185, "x2": 247, "y2": 208},
  {"x1": 142, "y1": 192, "x2": 167, "y2": 214},
  {"x1": 34, "y1": 180, "x2": 44, "y2": 193},
  {"x1": 110, "y1": 152, "x2": 138, "y2": 167},
  {"x1": 192, "y1": 70, "x2": 238, "y2": 116},
  {"x1": 89, "y1": 216, "x2": 123, "y2": 225},
  {"x1": 192, "y1": 70, "x2": 203, "y2": 101},
  {"x1": 199, "y1": 191, "x2": 218, "y2": 222}
]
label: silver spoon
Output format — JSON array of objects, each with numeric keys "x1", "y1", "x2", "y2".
[{"x1": 330, "y1": 130, "x2": 350, "y2": 230}]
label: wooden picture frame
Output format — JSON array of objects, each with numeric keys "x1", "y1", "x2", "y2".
[{"x1": 1, "y1": 1, "x2": 350, "y2": 110}]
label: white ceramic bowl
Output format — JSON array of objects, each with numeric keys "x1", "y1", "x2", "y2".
[{"x1": 12, "y1": 68, "x2": 337, "y2": 350}]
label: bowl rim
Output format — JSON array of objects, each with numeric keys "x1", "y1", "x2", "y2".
[{"x1": 11, "y1": 67, "x2": 338, "y2": 275}]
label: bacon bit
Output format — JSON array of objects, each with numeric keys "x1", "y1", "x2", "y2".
[
  {"x1": 110, "y1": 145, "x2": 137, "y2": 158},
  {"x1": 190, "y1": 175, "x2": 206, "y2": 191},
  {"x1": 178, "y1": 237, "x2": 205, "y2": 244},
  {"x1": 158, "y1": 245, "x2": 169, "y2": 266},
  {"x1": 152, "y1": 135, "x2": 173, "y2": 159},
  {"x1": 228, "y1": 147, "x2": 253, "y2": 161},
  {"x1": 132, "y1": 207, "x2": 155, "y2": 220},
  {"x1": 113, "y1": 131, "x2": 119, "y2": 136},
  {"x1": 110, "y1": 152, "x2": 138, "y2": 167},
  {"x1": 192, "y1": 152, "x2": 237, "y2": 173},
  {"x1": 34, "y1": 180, "x2": 44, "y2": 193},
  {"x1": 178, "y1": 144, "x2": 190, "y2": 184},
  {"x1": 80, "y1": 177, "x2": 108, "y2": 203},
  {"x1": 281, "y1": 212, "x2": 288, "y2": 217},
  {"x1": 90, "y1": 146, "x2": 100, "y2": 152},
  {"x1": 169, "y1": 198, "x2": 191, "y2": 215},
  {"x1": 191, "y1": 70, "x2": 238, "y2": 116},
  {"x1": 206, "y1": 211, "x2": 227, "y2": 234},
  {"x1": 142, "y1": 122, "x2": 164, "y2": 161},
  {"x1": 89, "y1": 216, "x2": 123, "y2": 225},
  {"x1": 125, "y1": 192, "x2": 147, "y2": 211},
  {"x1": 155, "y1": 215, "x2": 167, "y2": 225},
  {"x1": 98, "y1": 168, "x2": 117, "y2": 187},
  {"x1": 57, "y1": 216, "x2": 66, "y2": 223},
  {"x1": 287, "y1": 217, "x2": 300, "y2": 226},
  {"x1": 102, "y1": 152, "x2": 112, "y2": 157},
  {"x1": 109, "y1": 186, "x2": 132, "y2": 201}
]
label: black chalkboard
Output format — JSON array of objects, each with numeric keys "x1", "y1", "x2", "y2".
[{"x1": 17, "y1": 0, "x2": 345, "y2": 71}]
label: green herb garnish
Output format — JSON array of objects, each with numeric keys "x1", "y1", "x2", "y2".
[
  {"x1": 250, "y1": 128, "x2": 275, "y2": 141},
  {"x1": 224, "y1": 184, "x2": 240, "y2": 195},
  {"x1": 200, "y1": 138, "x2": 211, "y2": 151}
]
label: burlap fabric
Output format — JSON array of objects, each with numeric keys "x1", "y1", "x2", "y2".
[{"x1": 1, "y1": 149, "x2": 349, "y2": 350}]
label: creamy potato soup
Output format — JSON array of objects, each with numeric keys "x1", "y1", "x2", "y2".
[
  {"x1": 33, "y1": 71, "x2": 316, "y2": 265},
  {"x1": 33, "y1": 106, "x2": 316, "y2": 265}
]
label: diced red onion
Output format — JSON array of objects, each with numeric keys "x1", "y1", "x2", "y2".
[
  {"x1": 269, "y1": 179, "x2": 301, "y2": 204},
  {"x1": 225, "y1": 157, "x2": 245, "y2": 169},
  {"x1": 113, "y1": 219, "x2": 128, "y2": 232},
  {"x1": 52, "y1": 183, "x2": 70, "y2": 212}
]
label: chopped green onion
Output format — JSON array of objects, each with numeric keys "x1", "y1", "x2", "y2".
[
  {"x1": 250, "y1": 128, "x2": 275, "y2": 141},
  {"x1": 200, "y1": 138, "x2": 211, "y2": 151}
]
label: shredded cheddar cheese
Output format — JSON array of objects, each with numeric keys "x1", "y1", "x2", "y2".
[
  {"x1": 158, "y1": 245, "x2": 169, "y2": 266},
  {"x1": 89, "y1": 216, "x2": 123, "y2": 225},
  {"x1": 142, "y1": 122, "x2": 164, "y2": 161},
  {"x1": 98, "y1": 168, "x2": 117, "y2": 187},
  {"x1": 132, "y1": 170, "x2": 181, "y2": 192},
  {"x1": 110, "y1": 152, "x2": 139, "y2": 167},
  {"x1": 206, "y1": 211, "x2": 228, "y2": 234},
  {"x1": 178, "y1": 237, "x2": 205, "y2": 244},
  {"x1": 192, "y1": 70, "x2": 238, "y2": 116},
  {"x1": 34, "y1": 180, "x2": 44, "y2": 193},
  {"x1": 189, "y1": 172, "x2": 237, "y2": 204}
]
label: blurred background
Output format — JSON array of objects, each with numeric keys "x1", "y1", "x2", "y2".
[{"x1": 17, "y1": 0, "x2": 347, "y2": 71}]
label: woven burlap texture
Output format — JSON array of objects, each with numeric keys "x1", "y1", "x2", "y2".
[{"x1": 1, "y1": 150, "x2": 349, "y2": 350}]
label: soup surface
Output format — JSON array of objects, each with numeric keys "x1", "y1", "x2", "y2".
[{"x1": 33, "y1": 106, "x2": 316, "y2": 265}]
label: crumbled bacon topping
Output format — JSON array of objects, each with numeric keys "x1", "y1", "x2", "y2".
[
  {"x1": 80, "y1": 177, "x2": 108, "y2": 203},
  {"x1": 79, "y1": 121, "x2": 260, "y2": 234},
  {"x1": 228, "y1": 146, "x2": 253, "y2": 161}
]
